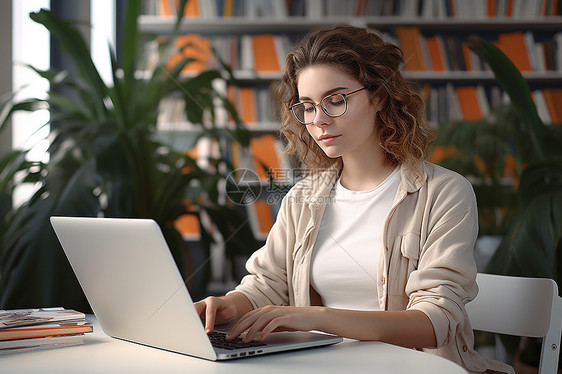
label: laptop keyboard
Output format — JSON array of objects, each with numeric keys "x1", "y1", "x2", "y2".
[{"x1": 209, "y1": 331, "x2": 266, "y2": 350}]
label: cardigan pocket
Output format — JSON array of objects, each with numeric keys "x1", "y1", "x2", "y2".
[{"x1": 400, "y1": 232, "x2": 421, "y2": 270}]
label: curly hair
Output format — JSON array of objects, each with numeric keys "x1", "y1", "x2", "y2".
[{"x1": 278, "y1": 24, "x2": 435, "y2": 174}]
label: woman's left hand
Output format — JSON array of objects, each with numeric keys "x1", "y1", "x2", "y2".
[{"x1": 225, "y1": 305, "x2": 325, "y2": 343}]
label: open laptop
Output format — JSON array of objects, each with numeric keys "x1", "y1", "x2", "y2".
[{"x1": 50, "y1": 216, "x2": 342, "y2": 361}]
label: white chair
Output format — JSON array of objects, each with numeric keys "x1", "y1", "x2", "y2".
[{"x1": 466, "y1": 273, "x2": 562, "y2": 374}]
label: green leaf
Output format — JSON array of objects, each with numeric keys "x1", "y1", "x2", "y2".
[
  {"x1": 467, "y1": 36, "x2": 547, "y2": 160},
  {"x1": 30, "y1": 9, "x2": 108, "y2": 118},
  {"x1": 486, "y1": 190, "x2": 562, "y2": 279}
]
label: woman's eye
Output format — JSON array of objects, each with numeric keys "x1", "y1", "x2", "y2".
[
  {"x1": 325, "y1": 96, "x2": 345, "y2": 107},
  {"x1": 304, "y1": 105, "x2": 315, "y2": 113}
]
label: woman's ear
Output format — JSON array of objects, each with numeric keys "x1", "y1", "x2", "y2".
[{"x1": 371, "y1": 89, "x2": 387, "y2": 111}]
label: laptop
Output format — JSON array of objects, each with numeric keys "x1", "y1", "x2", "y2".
[{"x1": 50, "y1": 216, "x2": 342, "y2": 361}]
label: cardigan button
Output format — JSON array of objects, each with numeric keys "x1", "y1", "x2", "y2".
[
  {"x1": 380, "y1": 276, "x2": 386, "y2": 285},
  {"x1": 462, "y1": 345, "x2": 468, "y2": 352}
]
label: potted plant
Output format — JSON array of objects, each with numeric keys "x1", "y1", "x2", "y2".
[
  {"x1": 0, "y1": 1, "x2": 257, "y2": 311},
  {"x1": 435, "y1": 36, "x2": 562, "y2": 370}
]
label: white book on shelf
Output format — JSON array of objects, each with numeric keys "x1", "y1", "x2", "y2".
[
  {"x1": 274, "y1": 35, "x2": 290, "y2": 71},
  {"x1": 533, "y1": 90, "x2": 552, "y2": 124},
  {"x1": 475, "y1": 85, "x2": 490, "y2": 118},
  {"x1": 306, "y1": 0, "x2": 324, "y2": 18},
  {"x1": 446, "y1": 83, "x2": 463, "y2": 122},
  {"x1": 496, "y1": 0, "x2": 508, "y2": 17},
  {"x1": 535, "y1": 43, "x2": 547, "y2": 72},
  {"x1": 524, "y1": 31, "x2": 539, "y2": 71},
  {"x1": 400, "y1": 0, "x2": 419, "y2": 17},
  {"x1": 421, "y1": 0, "x2": 433, "y2": 18},
  {"x1": 240, "y1": 34, "x2": 255, "y2": 72},
  {"x1": 244, "y1": 0, "x2": 259, "y2": 18},
  {"x1": 271, "y1": 0, "x2": 289, "y2": 18},
  {"x1": 212, "y1": 79, "x2": 228, "y2": 127}
]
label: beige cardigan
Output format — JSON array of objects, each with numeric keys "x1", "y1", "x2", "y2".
[{"x1": 232, "y1": 162, "x2": 513, "y2": 374}]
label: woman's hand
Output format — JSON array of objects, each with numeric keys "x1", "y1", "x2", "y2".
[
  {"x1": 194, "y1": 296, "x2": 239, "y2": 334},
  {"x1": 226, "y1": 305, "x2": 325, "y2": 343},
  {"x1": 194, "y1": 292, "x2": 254, "y2": 334}
]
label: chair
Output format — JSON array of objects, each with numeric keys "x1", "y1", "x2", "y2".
[{"x1": 466, "y1": 273, "x2": 562, "y2": 374}]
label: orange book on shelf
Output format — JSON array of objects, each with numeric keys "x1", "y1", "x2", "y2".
[
  {"x1": 487, "y1": 0, "x2": 496, "y2": 16},
  {"x1": 167, "y1": 34, "x2": 211, "y2": 73},
  {"x1": 249, "y1": 134, "x2": 282, "y2": 180},
  {"x1": 159, "y1": 0, "x2": 174, "y2": 16},
  {"x1": 174, "y1": 0, "x2": 200, "y2": 16},
  {"x1": 174, "y1": 212, "x2": 200, "y2": 240},
  {"x1": 462, "y1": 43, "x2": 473, "y2": 71},
  {"x1": 226, "y1": 85, "x2": 237, "y2": 125},
  {"x1": 239, "y1": 87, "x2": 258, "y2": 124},
  {"x1": 543, "y1": 89, "x2": 562, "y2": 124},
  {"x1": 494, "y1": 32, "x2": 532, "y2": 72},
  {"x1": 455, "y1": 86, "x2": 483, "y2": 121},
  {"x1": 253, "y1": 200, "x2": 274, "y2": 238},
  {"x1": 252, "y1": 34, "x2": 281, "y2": 72},
  {"x1": 223, "y1": 0, "x2": 234, "y2": 17},
  {"x1": 430, "y1": 145, "x2": 457, "y2": 164},
  {"x1": 396, "y1": 27, "x2": 427, "y2": 71},
  {"x1": 426, "y1": 36, "x2": 447, "y2": 72}
]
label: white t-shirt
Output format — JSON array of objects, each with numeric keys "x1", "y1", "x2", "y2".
[{"x1": 310, "y1": 166, "x2": 401, "y2": 311}]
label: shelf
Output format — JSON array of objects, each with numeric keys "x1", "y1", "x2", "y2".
[
  {"x1": 139, "y1": 69, "x2": 562, "y2": 85},
  {"x1": 407, "y1": 71, "x2": 562, "y2": 84},
  {"x1": 139, "y1": 15, "x2": 562, "y2": 34}
]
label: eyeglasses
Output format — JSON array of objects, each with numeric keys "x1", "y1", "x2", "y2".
[{"x1": 289, "y1": 87, "x2": 366, "y2": 125}]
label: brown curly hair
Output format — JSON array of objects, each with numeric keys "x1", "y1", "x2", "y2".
[{"x1": 278, "y1": 24, "x2": 435, "y2": 173}]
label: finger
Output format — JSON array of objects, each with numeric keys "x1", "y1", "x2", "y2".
[
  {"x1": 226, "y1": 309, "x2": 265, "y2": 340},
  {"x1": 194, "y1": 301, "x2": 205, "y2": 319},
  {"x1": 204, "y1": 300, "x2": 217, "y2": 334},
  {"x1": 241, "y1": 309, "x2": 282, "y2": 343}
]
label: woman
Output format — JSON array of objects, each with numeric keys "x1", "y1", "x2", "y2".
[{"x1": 195, "y1": 25, "x2": 513, "y2": 374}]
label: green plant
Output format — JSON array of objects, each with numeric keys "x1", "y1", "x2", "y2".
[
  {"x1": 436, "y1": 36, "x2": 562, "y2": 365},
  {"x1": 0, "y1": 2, "x2": 257, "y2": 310}
]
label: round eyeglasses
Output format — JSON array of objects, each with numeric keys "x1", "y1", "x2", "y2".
[{"x1": 289, "y1": 87, "x2": 366, "y2": 125}]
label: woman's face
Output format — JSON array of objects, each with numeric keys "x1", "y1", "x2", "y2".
[{"x1": 296, "y1": 64, "x2": 381, "y2": 161}]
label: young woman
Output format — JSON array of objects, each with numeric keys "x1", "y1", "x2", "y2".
[{"x1": 195, "y1": 25, "x2": 513, "y2": 374}]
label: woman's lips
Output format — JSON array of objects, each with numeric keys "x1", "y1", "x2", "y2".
[{"x1": 318, "y1": 134, "x2": 341, "y2": 144}]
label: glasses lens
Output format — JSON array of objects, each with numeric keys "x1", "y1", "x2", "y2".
[
  {"x1": 292, "y1": 102, "x2": 315, "y2": 124},
  {"x1": 322, "y1": 94, "x2": 347, "y2": 117}
]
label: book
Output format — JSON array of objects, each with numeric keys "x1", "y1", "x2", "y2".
[
  {"x1": 0, "y1": 334, "x2": 86, "y2": 355},
  {"x1": 0, "y1": 308, "x2": 86, "y2": 329},
  {"x1": 166, "y1": 33, "x2": 212, "y2": 73},
  {"x1": 0, "y1": 319, "x2": 93, "y2": 341},
  {"x1": 252, "y1": 34, "x2": 282, "y2": 73},
  {"x1": 247, "y1": 199, "x2": 274, "y2": 241},
  {"x1": 455, "y1": 85, "x2": 484, "y2": 121},
  {"x1": 249, "y1": 134, "x2": 283, "y2": 181},
  {"x1": 494, "y1": 31, "x2": 533, "y2": 72},
  {"x1": 426, "y1": 35, "x2": 449, "y2": 71},
  {"x1": 396, "y1": 27, "x2": 427, "y2": 71}
]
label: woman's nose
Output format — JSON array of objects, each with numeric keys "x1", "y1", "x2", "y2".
[{"x1": 312, "y1": 107, "x2": 332, "y2": 127}]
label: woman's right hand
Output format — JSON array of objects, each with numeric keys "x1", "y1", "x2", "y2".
[{"x1": 194, "y1": 296, "x2": 239, "y2": 334}]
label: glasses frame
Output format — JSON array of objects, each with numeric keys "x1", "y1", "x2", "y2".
[{"x1": 289, "y1": 87, "x2": 367, "y2": 125}]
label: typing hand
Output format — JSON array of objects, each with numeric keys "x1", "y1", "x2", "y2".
[
  {"x1": 194, "y1": 296, "x2": 238, "y2": 334},
  {"x1": 226, "y1": 305, "x2": 323, "y2": 343}
]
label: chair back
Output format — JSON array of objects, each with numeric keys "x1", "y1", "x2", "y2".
[{"x1": 466, "y1": 273, "x2": 562, "y2": 374}]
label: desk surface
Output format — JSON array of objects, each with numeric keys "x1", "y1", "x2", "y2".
[{"x1": 1, "y1": 316, "x2": 467, "y2": 374}]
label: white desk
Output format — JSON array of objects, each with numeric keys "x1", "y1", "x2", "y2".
[{"x1": 1, "y1": 316, "x2": 467, "y2": 374}]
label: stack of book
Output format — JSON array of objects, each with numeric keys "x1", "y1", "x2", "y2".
[{"x1": 0, "y1": 307, "x2": 93, "y2": 355}]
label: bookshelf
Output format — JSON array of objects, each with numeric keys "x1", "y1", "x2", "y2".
[{"x1": 140, "y1": 0, "x2": 562, "y2": 291}]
